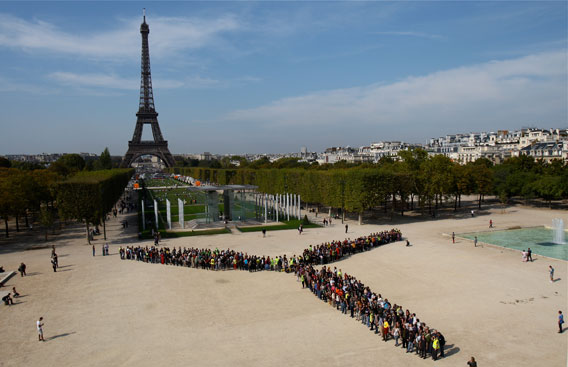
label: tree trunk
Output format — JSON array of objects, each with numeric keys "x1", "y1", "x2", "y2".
[
  {"x1": 410, "y1": 194, "x2": 414, "y2": 211},
  {"x1": 328, "y1": 207, "x2": 331, "y2": 217},
  {"x1": 341, "y1": 208, "x2": 345, "y2": 224},
  {"x1": 478, "y1": 194, "x2": 482, "y2": 209},
  {"x1": 103, "y1": 217, "x2": 107, "y2": 240},
  {"x1": 86, "y1": 221, "x2": 91, "y2": 245},
  {"x1": 358, "y1": 212, "x2": 362, "y2": 225},
  {"x1": 454, "y1": 195, "x2": 458, "y2": 211},
  {"x1": 16, "y1": 215, "x2": 19, "y2": 232},
  {"x1": 25, "y1": 212, "x2": 29, "y2": 228},
  {"x1": 458, "y1": 194, "x2": 461, "y2": 208},
  {"x1": 45, "y1": 229, "x2": 48, "y2": 241},
  {"x1": 4, "y1": 218, "x2": 8, "y2": 238},
  {"x1": 391, "y1": 193, "x2": 396, "y2": 220}
]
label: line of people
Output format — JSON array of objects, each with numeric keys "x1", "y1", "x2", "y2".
[
  {"x1": 297, "y1": 264, "x2": 446, "y2": 360},
  {"x1": 119, "y1": 228, "x2": 446, "y2": 359},
  {"x1": 120, "y1": 229, "x2": 402, "y2": 273}
]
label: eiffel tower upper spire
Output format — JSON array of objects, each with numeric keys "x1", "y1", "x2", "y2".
[{"x1": 139, "y1": 8, "x2": 155, "y2": 113}]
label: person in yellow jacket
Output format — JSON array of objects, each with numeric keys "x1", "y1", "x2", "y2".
[
  {"x1": 210, "y1": 257, "x2": 215, "y2": 270},
  {"x1": 383, "y1": 320, "x2": 390, "y2": 341},
  {"x1": 432, "y1": 336, "x2": 440, "y2": 361}
]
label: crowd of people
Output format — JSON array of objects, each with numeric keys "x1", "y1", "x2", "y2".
[
  {"x1": 120, "y1": 229, "x2": 402, "y2": 273},
  {"x1": 296, "y1": 263, "x2": 446, "y2": 360},
  {"x1": 119, "y1": 228, "x2": 446, "y2": 358}
]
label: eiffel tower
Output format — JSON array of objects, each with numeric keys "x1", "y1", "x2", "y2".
[{"x1": 121, "y1": 10, "x2": 175, "y2": 168}]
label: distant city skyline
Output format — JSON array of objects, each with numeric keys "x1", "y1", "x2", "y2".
[{"x1": 0, "y1": 2, "x2": 566, "y2": 155}]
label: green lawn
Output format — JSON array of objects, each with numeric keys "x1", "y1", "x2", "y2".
[{"x1": 237, "y1": 220, "x2": 321, "y2": 233}]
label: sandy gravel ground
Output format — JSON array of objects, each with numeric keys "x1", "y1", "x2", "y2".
[{"x1": 0, "y1": 205, "x2": 566, "y2": 367}]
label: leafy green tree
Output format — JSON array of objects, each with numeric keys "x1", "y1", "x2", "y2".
[
  {"x1": 0, "y1": 157, "x2": 11, "y2": 168},
  {"x1": 39, "y1": 206, "x2": 55, "y2": 241},
  {"x1": 98, "y1": 148, "x2": 112, "y2": 170},
  {"x1": 56, "y1": 169, "x2": 133, "y2": 244}
]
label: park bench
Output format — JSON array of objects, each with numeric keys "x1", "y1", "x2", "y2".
[{"x1": 0, "y1": 271, "x2": 16, "y2": 287}]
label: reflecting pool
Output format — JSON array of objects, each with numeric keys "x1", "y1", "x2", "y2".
[{"x1": 462, "y1": 227, "x2": 568, "y2": 261}]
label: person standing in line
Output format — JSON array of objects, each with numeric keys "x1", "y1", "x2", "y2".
[
  {"x1": 549, "y1": 265, "x2": 554, "y2": 282},
  {"x1": 558, "y1": 311, "x2": 564, "y2": 333},
  {"x1": 92, "y1": 244, "x2": 95, "y2": 256},
  {"x1": 437, "y1": 331, "x2": 446, "y2": 358},
  {"x1": 467, "y1": 357, "x2": 477, "y2": 367},
  {"x1": 527, "y1": 248, "x2": 533, "y2": 262},
  {"x1": 18, "y1": 263, "x2": 26, "y2": 277},
  {"x1": 452, "y1": 232, "x2": 455, "y2": 243},
  {"x1": 37, "y1": 317, "x2": 44, "y2": 342},
  {"x1": 432, "y1": 335, "x2": 440, "y2": 360},
  {"x1": 345, "y1": 224, "x2": 348, "y2": 234}
]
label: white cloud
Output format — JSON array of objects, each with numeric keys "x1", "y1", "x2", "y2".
[
  {"x1": 48, "y1": 72, "x2": 185, "y2": 90},
  {"x1": 0, "y1": 13, "x2": 241, "y2": 60},
  {"x1": 223, "y1": 51, "x2": 567, "y2": 141},
  {"x1": 47, "y1": 71, "x2": 259, "y2": 91}
]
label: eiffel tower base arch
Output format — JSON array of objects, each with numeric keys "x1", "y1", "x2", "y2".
[{"x1": 120, "y1": 141, "x2": 176, "y2": 168}]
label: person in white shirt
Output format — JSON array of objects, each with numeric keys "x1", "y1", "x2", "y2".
[{"x1": 37, "y1": 317, "x2": 44, "y2": 341}]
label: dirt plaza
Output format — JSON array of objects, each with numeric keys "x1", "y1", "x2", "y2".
[{"x1": 0, "y1": 205, "x2": 566, "y2": 367}]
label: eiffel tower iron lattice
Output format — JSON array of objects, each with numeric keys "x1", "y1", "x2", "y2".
[{"x1": 120, "y1": 11, "x2": 175, "y2": 168}]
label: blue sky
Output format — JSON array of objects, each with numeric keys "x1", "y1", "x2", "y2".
[{"x1": 0, "y1": 1, "x2": 566, "y2": 155}]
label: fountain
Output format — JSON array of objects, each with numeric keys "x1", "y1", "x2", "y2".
[{"x1": 552, "y1": 218, "x2": 565, "y2": 244}]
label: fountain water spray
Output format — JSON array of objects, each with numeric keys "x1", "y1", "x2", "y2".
[{"x1": 552, "y1": 218, "x2": 565, "y2": 244}]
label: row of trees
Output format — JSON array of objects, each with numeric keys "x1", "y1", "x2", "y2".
[
  {"x1": 168, "y1": 152, "x2": 568, "y2": 223},
  {"x1": 0, "y1": 164, "x2": 133, "y2": 240},
  {"x1": 0, "y1": 148, "x2": 115, "y2": 173},
  {"x1": 0, "y1": 168, "x2": 59, "y2": 237},
  {"x1": 56, "y1": 169, "x2": 134, "y2": 243}
]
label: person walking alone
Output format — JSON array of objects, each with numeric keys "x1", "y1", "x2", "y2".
[
  {"x1": 549, "y1": 265, "x2": 555, "y2": 282},
  {"x1": 92, "y1": 244, "x2": 95, "y2": 256},
  {"x1": 18, "y1": 262, "x2": 26, "y2": 277},
  {"x1": 452, "y1": 232, "x2": 455, "y2": 244},
  {"x1": 527, "y1": 248, "x2": 533, "y2": 262},
  {"x1": 345, "y1": 224, "x2": 348, "y2": 234},
  {"x1": 558, "y1": 311, "x2": 564, "y2": 333},
  {"x1": 37, "y1": 317, "x2": 44, "y2": 341}
]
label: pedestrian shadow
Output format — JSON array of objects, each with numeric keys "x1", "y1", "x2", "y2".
[
  {"x1": 47, "y1": 331, "x2": 76, "y2": 341},
  {"x1": 27, "y1": 272, "x2": 41, "y2": 276},
  {"x1": 553, "y1": 278, "x2": 561, "y2": 282},
  {"x1": 59, "y1": 264, "x2": 74, "y2": 269},
  {"x1": 15, "y1": 294, "x2": 28, "y2": 298},
  {"x1": 58, "y1": 269, "x2": 73, "y2": 272},
  {"x1": 444, "y1": 344, "x2": 460, "y2": 357}
]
